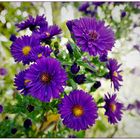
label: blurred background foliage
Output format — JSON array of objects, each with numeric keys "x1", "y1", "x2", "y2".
[{"x1": 0, "y1": 1, "x2": 140, "y2": 138}]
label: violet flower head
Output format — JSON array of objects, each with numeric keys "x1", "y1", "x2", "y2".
[
  {"x1": 71, "y1": 63, "x2": 80, "y2": 74},
  {"x1": 135, "y1": 100, "x2": 140, "y2": 115},
  {"x1": 78, "y1": 2, "x2": 90, "y2": 12},
  {"x1": 74, "y1": 74, "x2": 86, "y2": 84},
  {"x1": 16, "y1": 15, "x2": 47, "y2": 31},
  {"x1": 25, "y1": 57, "x2": 67, "y2": 102},
  {"x1": 121, "y1": 11, "x2": 126, "y2": 18},
  {"x1": 99, "y1": 54, "x2": 108, "y2": 62},
  {"x1": 67, "y1": 17, "x2": 115, "y2": 56},
  {"x1": 0, "y1": 105, "x2": 3, "y2": 113},
  {"x1": 59, "y1": 90, "x2": 98, "y2": 131},
  {"x1": 106, "y1": 59, "x2": 123, "y2": 91},
  {"x1": 31, "y1": 45, "x2": 52, "y2": 61},
  {"x1": 0, "y1": 68, "x2": 7, "y2": 76},
  {"x1": 10, "y1": 34, "x2": 17, "y2": 42},
  {"x1": 10, "y1": 35, "x2": 40, "y2": 65},
  {"x1": 35, "y1": 22, "x2": 62, "y2": 43},
  {"x1": 14, "y1": 69, "x2": 29, "y2": 95},
  {"x1": 92, "y1": 2, "x2": 105, "y2": 6},
  {"x1": 66, "y1": 43, "x2": 73, "y2": 54},
  {"x1": 24, "y1": 119, "x2": 32, "y2": 129},
  {"x1": 104, "y1": 93, "x2": 123, "y2": 124}
]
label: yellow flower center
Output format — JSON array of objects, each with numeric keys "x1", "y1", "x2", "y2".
[
  {"x1": 24, "y1": 79, "x2": 31, "y2": 85},
  {"x1": 46, "y1": 32, "x2": 50, "y2": 37},
  {"x1": 72, "y1": 105, "x2": 84, "y2": 117},
  {"x1": 22, "y1": 46, "x2": 31, "y2": 56},
  {"x1": 41, "y1": 73, "x2": 51, "y2": 83},
  {"x1": 38, "y1": 53, "x2": 42, "y2": 58},
  {"x1": 113, "y1": 71, "x2": 118, "y2": 77},
  {"x1": 110, "y1": 103, "x2": 117, "y2": 112}
]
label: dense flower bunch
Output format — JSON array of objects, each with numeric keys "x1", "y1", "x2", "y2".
[{"x1": 10, "y1": 15, "x2": 124, "y2": 132}]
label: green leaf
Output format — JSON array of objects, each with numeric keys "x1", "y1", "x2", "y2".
[
  {"x1": 97, "y1": 97, "x2": 104, "y2": 105},
  {"x1": 77, "y1": 60, "x2": 95, "y2": 72},
  {"x1": 70, "y1": 42, "x2": 82, "y2": 59},
  {"x1": 75, "y1": 130, "x2": 85, "y2": 138},
  {"x1": 96, "y1": 120, "x2": 107, "y2": 132}
]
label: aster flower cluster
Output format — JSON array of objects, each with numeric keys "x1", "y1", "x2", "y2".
[
  {"x1": 78, "y1": 2, "x2": 105, "y2": 16},
  {"x1": 10, "y1": 15, "x2": 124, "y2": 133}
]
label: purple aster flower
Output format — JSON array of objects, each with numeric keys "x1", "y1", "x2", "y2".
[
  {"x1": 34, "y1": 22, "x2": 61, "y2": 43},
  {"x1": 24, "y1": 119, "x2": 32, "y2": 129},
  {"x1": 16, "y1": 15, "x2": 47, "y2": 31},
  {"x1": 126, "y1": 104, "x2": 135, "y2": 110},
  {"x1": 78, "y1": 2, "x2": 90, "y2": 12},
  {"x1": 14, "y1": 69, "x2": 29, "y2": 95},
  {"x1": 121, "y1": 11, "x2": 126, "y2": 18},
  {"x1": 0, "y1": 105, "x2": 3, "y2": 113},
  {"x1": 10, "y1": 34, "x2": 17, "y2": 42},
  {"x1": 133, "y1": 45, "x2": 140, "y2": 52},
  {"x1": 74, "y1": 74, "x2": 86, "y2": 84},
  {"x1": 71, "y1": 63, "x2": 80, "y2": 74},
  {"x1": 25, "y1": 57, "x2": 67, "y2": 102},
  {"x1": 59, "y1": 90, "x2": 98, "y2": 131},
  {"x1": 66, "y1": 20, "x2": 74, "y2": 33},
  {"x1": 0, "y1": 68, "x2": 7, "y2": 76},
  {"x1": 104, "y1": 93, "x2": 123, "y2": 124},
  {"x1": 106, "y1": 59, "x2": 123, "y2": 91},
  {"x1": 67, "y1": 17, "x2": 115, "y2": 56},
  {"x1": 99, "y1": 54, "x2": 108, "y2": 62},
  {"x1": 92, "y1": 81, "x2": 101, "y2": 90},
  {"x1": 133, "y1": 2, "x2": 140, "y2": 9},
  {"x1": 92, "y1": 2, "x2": 105, "y2": 6},
  {"x1": 135, "y1": 100, "x2": 140, "y2": 115},
  {"x1": 30, "y1": 46, "x2": 52, "y2": 61},
  {"x1": 11, "y1": 128, "x2": 17, "y2": 134},
  {"x1": 66, "y1": 43, "x2": 73, "y2": 55},
  {"x1": 10, "y1": 35, "x2": 40, "y2": 65}
]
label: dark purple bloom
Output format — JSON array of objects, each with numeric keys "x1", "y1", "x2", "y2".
[
  {"x1": 66, "y1": 43, "x2": 73, "y2": 54},
  {"x1": 0, "y1": 68, "x2": 7, "y2": 76},
  {"x1": 133, "y1": 2, "x2": 140, "y2": 9},
  {"x1": 67, "y1": 17, "x2": 115, "y2": 56},
  {"x1": 10, "y1": 34, "x2": 17, "y2": 42},
  {"x1": 135, "y1": 100, "x2": 140, "y2": 115},
  {"x1": 11, "y1": 128, "x2": 17, "y2": 134},
  {"x1": 133, "y1": 45, "x2": 140, "y2": 52},
  {"x1": 5, "y1": 116, "x2": 9, "y2": 120},
  {"x1": 74, "y1": 74, "x2": 86, "y2": 84},
  {"x1": 68, "y1": 135, "x2": 77, "y2": 138},
  {"x1": 10, "y1": 35, "x2": 40, "y2": 65},
  {"x1": 34, "y1": 22, "x2": 61, "y2": 43},
  {"x1": 25, "y1": 57, "x2": 67, "y2": 102},
  {"x1": 99, "y1": 54, "x2": 108, "y2": 62},
  {"x1": 16, "y1": 15, "x2": 47, "y2": 31},
  {"x1": 59, "y1": 90, "x2": 98, "y2": 131},
  {"x1": 106, "y1": 59, "x2": 123, "y2": 91},
  {"x1": 104, "y1": 93, "x2": 123, "y2": 124},
  {"x1": 24, "y1": 119, "x2": 32, "y2": 129},
  {"x1": 78, "y1": 2, "x2": 89, "y2": 12},
  {"x1": 121, "y1": 11, "x2": 126, "y2": 18},
  {"x1": 71, "y1": 63, "x2": 80, "y2": 74},
  {"x1": 92, "y1": 81, "x2": 101, "y2": 89},
  {"x1": 0, "y1": 105, "x2": 3, "y2": 113},
  {"x1": 66, "y1": 20, "x2": 74, "y2": 33},
  {"x1": 126, "y1": 104, "x2": 135, "y2": 110},
  {"x1": 14, "y1": 69, "x2": 29, "y2": 95},
  {"x1": 92, "y1": 2, "x2": 105, "y2": 6}
]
